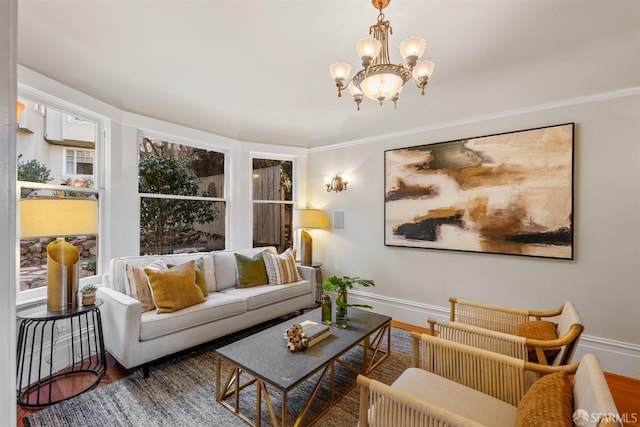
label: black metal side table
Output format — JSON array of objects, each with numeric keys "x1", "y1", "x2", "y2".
[{"x1": 16, "y1": 299, "x2": 107, "y2": 407}]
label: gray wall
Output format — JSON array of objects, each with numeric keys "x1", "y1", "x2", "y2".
[{"x1": 308, "y1": 92, "x2": 640, "y2": 376}]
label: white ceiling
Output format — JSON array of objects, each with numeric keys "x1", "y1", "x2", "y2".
[{"x1": 17, "y1": 0, "x2": 640, "y2": 149}]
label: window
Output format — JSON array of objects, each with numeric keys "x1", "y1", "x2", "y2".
[
  {"x1": 138, "y1": 136, "x2": 226, "y2": 255},
  {"x1": 17, "y1": 99, "x2": 101, "y2": 298},
  {"x1": 65, "y1": 148, "x2": 94, "y2": 176},
  {"x1": 252, "y1": 158, "x2": 294, "y2": 253}
]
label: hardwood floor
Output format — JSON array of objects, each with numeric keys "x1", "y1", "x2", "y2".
[{"x1": 17, "y1": 321, "x2": 640, "y2": 427}]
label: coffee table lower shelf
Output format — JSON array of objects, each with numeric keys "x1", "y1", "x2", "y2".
[{"x1": 215, "y1": 309, "x2": 391, "y2": 427}]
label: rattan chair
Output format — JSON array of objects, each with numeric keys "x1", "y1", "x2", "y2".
[
  {"x1": 448, "y1": 298, "x2": 583, "y2": 365},
  {"x1": 357, "y1": 333, "x2": 620, "y2": 427}
]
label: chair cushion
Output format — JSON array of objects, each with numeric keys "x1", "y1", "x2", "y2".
[
  {"x1": 146, "y1": 260, "x2": 206, "y2": 313},
  {"x1": 516, "y1": 320, "x2": 561, "y2": 363},
  {"x1": 263, "y1": 248, "x2": 301, "y2": 284},
  {"x1": 390, "y1": 367, "x2": 517, "y2": 426},
  {"x1": 514, "y1": 371, "x2": 573, "y2": 427}
]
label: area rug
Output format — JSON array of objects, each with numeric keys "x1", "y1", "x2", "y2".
[{"x1": 24, "y1": 326, "x2": 413, "y2": 427}]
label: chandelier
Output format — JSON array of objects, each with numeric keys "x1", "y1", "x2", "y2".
[{"x1": 329, "y1": 0, "x2": 435, "y2": 110}]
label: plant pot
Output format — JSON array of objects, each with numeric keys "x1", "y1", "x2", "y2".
[
  {"x1": 82, "y1": 292, "x2": 96, "y2": 306},
  {"x1": 336, "y1": 289, "x2": 348, "y2": 329}
]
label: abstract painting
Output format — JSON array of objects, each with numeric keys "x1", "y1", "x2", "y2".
[{"x1": 384, "y1": 123, "x2": 574, "y2": 259}]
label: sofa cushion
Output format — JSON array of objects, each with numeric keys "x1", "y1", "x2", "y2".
[
  {"x1": 235, "y1": 252, "x2": 269, "y2": 288},
  {"x1": 263, "y1": 248, "x2": 301, "y2": 284},
  {"x1": 514, "y1": 371, "x2": 573, "y2": 427},
  {"x1": 220, "y1": 280, "x2": 311, "y2": 311},
  {"x1": 140, "y1": 292, "x2": 247, "y2": 341},
  {"x1": 146, "y1": 260, "x2": 206, "y2": 314}
]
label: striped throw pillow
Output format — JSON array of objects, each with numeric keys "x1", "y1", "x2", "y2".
[
  {"x1": 263, "y1": 248, "x2": 301, "y2": 285},
  {"x1": 124, "y1": 259, "x2": 167, "y2": 312}
]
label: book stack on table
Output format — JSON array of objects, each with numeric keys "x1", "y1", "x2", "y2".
[{"x1": 300, "y1": 320, "x2": 331, "y2": 347}]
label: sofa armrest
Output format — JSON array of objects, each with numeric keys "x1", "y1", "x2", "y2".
[
  {"x1": 96, "y1": 286, "x2": 142, "y2": 368},
  {"x1": 296, "y1": 264, "x2": 318, "y2": 301}
]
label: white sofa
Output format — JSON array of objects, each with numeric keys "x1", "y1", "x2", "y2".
[{"x1": 97, "y1": 247, "x2": 316, "y2": 374}]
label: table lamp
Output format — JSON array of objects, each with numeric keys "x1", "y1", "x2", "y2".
[
  {"x1": 20, "y1": 197, "x2": 98, "y2": 311},
  {"x1": 292, "y1": 209, "x2": 327, "y2": 266}
]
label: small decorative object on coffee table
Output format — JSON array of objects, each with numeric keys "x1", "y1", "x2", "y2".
[
  {"x1": 322, "y1": 275, "x2": 375, "y2": 329},
  {"x1": 321, "y1": 294, "x2": 332, "y2": 325},
  {"x1": 81, "y1": 284, "x2": 97, "y2": 306}
]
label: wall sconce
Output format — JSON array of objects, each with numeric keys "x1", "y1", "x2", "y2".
[
  {"x1": 16, "y1": 101, "x2": 26, "y2": 123},
  {"x1": 325, "y1": 175, "x2": 348, "y2": 192}
]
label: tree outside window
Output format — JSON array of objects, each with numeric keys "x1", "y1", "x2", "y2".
[{"x1": 138, "y1": 137, "x2": 226, "y2": 255}]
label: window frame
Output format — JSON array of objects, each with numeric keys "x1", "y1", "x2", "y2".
[
  {"x1": 137, "y1": 131, "x2": 229, "y2": 254},
  {"x1": 250, "y1": 154, "x2": 296, "y2": 252}
]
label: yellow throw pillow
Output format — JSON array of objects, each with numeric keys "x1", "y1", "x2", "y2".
[
  {"x1": 514, "y1": 371, "x2": 573, "y2": 427},
  {"x1": 145, "y1": 260, "x2": 205, "y2": 314},
  {"x1": 167, "y1": 257, "x2": 208, "y2": 298}
]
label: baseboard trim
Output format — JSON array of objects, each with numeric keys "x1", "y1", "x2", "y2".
[{"x1": 348, "y1": 290, "x2": 640, "y2": 378}]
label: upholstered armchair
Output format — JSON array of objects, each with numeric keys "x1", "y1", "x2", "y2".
[
  {"x1": 448, "y1": 298, "x2": 583, "y2": 365},
  {"x1": 357, "y1": 332, "x2": 620, "y2": 427}
]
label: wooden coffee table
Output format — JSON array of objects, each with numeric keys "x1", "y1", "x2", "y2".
[{"x1": 215, "y1": 307, "x2": 391, "y2": 427}]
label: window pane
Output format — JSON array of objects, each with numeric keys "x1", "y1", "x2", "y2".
[
  {"x1": 76, "y1": 150, "x2": 94, "y2": 175},
  {"x1": 17, "y1": 99, "x2": 100, "y2": 295},
  {"x1": 66, "y1": 150, "x2": 75, "y2": 174},
  {"x1": 140, "y1": 198, "x2": 226, "y2": 255},
  {"x1": 253, "y1": 203, "x2": 293, "y2": 252},
  {"x1": 17, "y1": 102, "x2": 96, "y2": 187},
  {"x1": 139, "y1": 137, "x2": 225, "y2": 198},
  {"x1": 252, "y1": 159, "x2": 293, "y2": 201}
]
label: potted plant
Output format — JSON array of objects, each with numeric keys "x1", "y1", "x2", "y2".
[
  {"x1": 322, "y1": 276, "x2": 375, "y2": 328},
  {"x1": 81, "y1": 284, "x2": 97, "y2": 306}
]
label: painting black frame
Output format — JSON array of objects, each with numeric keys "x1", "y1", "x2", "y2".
[{"x1": 384, "y1": 123, "x2": 574, "y2": 259}]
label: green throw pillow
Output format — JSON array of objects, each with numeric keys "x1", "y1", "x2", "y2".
[{"x1": 235, "y1": 252, "x2": 268, "y2": 288}]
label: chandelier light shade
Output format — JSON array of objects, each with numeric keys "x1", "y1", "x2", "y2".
[{"x1": 329, "y1": 0, "x2": 435, "y2": 110}]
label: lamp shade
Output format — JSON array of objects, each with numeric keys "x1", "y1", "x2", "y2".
[
  {"x1": 20, "y1": 197, "x2": 98, "y2": 239},
  {"x1": 292, "y1": 209, "x2": 327, "y2": 229}
]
